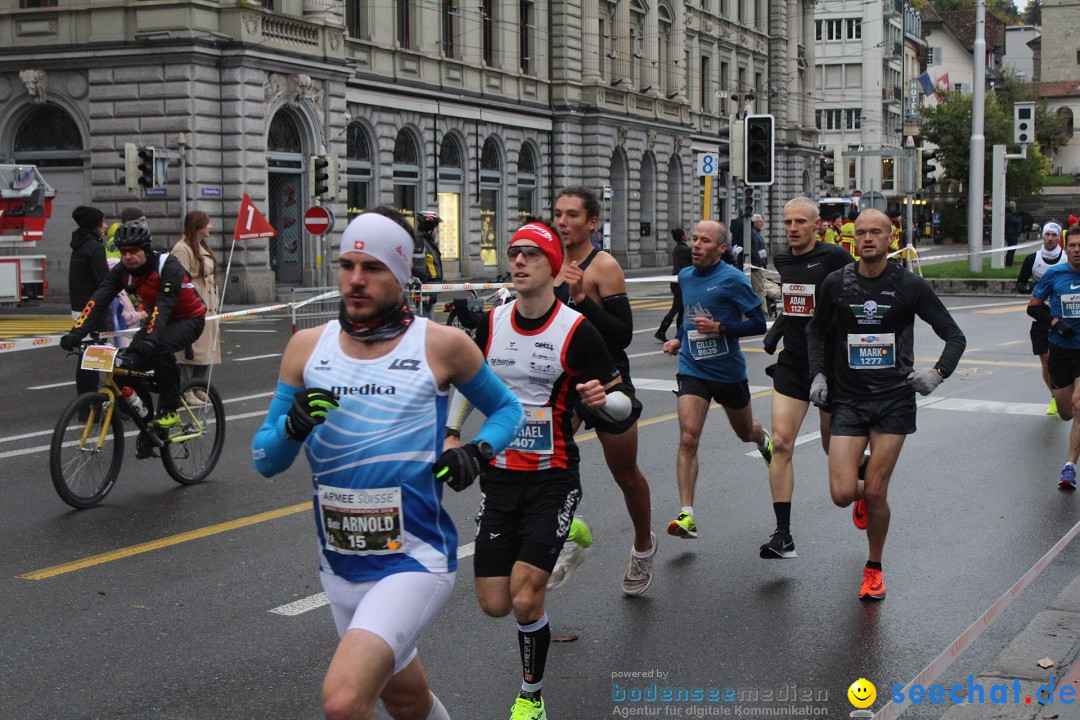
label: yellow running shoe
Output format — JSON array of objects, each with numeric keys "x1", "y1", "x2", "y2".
[
  {"x1": 509, "y1": 695, "x2": 546, "y2": 720},
  {"x1": 152, "y1": 411, "x2": 181, "y2": 430},
  {"x1": 666, "y1": 511, "x2": 698, "y2": 539},
  {"x1": 1048, "y1": 397, "x2": 1058, "y2": 416}
]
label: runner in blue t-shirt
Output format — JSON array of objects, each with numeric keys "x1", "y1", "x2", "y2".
[
  {"x1": 1030, "y1": 224, "x2": 1080, "y2": 489},
  {"x1": 662, "y1": 219, "x2": 771, "y2": 540}
]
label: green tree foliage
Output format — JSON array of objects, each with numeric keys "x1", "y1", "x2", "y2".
[
  {"x1": 1022, "y1": 0, "x2": 1041, "y2": 25},
  {"x1": 921, "y1": 90, "x2": 1051, "y2": 197},
  {"x1": 911, "y1": 0, "x2": 1021, "y2": 23}
]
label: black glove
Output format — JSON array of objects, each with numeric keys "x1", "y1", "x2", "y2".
[
  {"x1": 128, "y1": 337, "x2": 157, "y2": 357},
  {"x1": 1055, "y1": 321, "x2": 1077, "y2": 339},
  {"x1": 284, "y1": 388, "x2": 340, "y2": 441},
  {"x1": 432, "y1": 443, "x2": 486, "y2": 492},
  {"x1": 60, "y1": 333, "x2": 83, "y2": 352}
]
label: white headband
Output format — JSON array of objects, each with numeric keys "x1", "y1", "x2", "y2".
[
  {"x1": 340, "y1": 213, "x2": 415, "y2": 287},
  {"x1": 1044, "y1": 222, "x2": 1063, "y2": 237}
]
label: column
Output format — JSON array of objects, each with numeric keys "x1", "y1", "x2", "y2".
[
  {"x1": 644, "y1": 0, "x2": 660, "y2": 95},
  {"x1": 583, "y1": 0, "x2": 602, "y2": 83}
]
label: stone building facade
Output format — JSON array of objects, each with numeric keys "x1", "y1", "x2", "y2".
[{"x1": 0, "y1": 0, "x2": 818, "y2": 303}]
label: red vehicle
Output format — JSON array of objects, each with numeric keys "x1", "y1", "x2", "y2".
[{"x1": 0, "y1": 164, "x2": 54, "y2": 302}]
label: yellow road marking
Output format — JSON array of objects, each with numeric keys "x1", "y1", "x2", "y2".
[
  {"x1": 18, "y1": 502, "x2": 309, "y2": 580},
  {"x1": 976, "y1": 305, "x2": 1028, "y2": 315}
]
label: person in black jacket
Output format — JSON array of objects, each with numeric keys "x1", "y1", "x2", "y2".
[
  {"x1": 1005, "y1": 201, "x2": 1023, "y2": 267},
  {"x1": 655, "y1": 227, "x2": 691, "y2": 342},
  {"x1": 67, "y1": 205, "x2": 110, "y2": 396}
]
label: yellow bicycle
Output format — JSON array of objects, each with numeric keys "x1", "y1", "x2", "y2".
[{"x1": 50, "y1": 339, "x2": 226, "y2": 508}]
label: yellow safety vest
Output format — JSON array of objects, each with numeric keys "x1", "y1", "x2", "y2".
[{"x1": 840, "y1": 221, "x2": 857, "y2": 259}]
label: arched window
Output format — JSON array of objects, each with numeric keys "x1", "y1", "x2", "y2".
[
  {"x1": 346, "y1": 122, "x2": 373, "y2": 220},
  {"x1": 439, "y1": 135, "x2": 464, "y2": 183},
  {"x1": 480, "y1": 138, "x2": 503, "y2": 268},
  {"x1": 268, "y1": 113, "x2": 302, "y2": 153},
  {"x1": 393, "y1": 129, "x2": 421, "y2": 220},
  {"x1": 658, "y1": 4, "x2": 673, "y2": 97},
  {"x1": 13, "y1": 104, "x2": 83, "y2": 166},
  {"x1": 438, "y1": 135, "x2": 465, "y2": 261},
  {"x1": 630, "y1": 0, "x2": 647, "y2": 89},
  {"x1": 1058, "y1": 107, "x2": 1075, "y2": 138},
  {"x1": 517, "y1": 143, "x2": 539, "y2": 221}
]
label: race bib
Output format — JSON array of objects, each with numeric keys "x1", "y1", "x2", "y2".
[
  {"x1": 781, "y1": 283, "x2": 816, "y2": 317},
  {"x1": 80, "y1": 344, "x2": 118, "y2": 372},
  {"x1": 847, "y1": 333, "x2": 895, "y2": 369},
  {"x1": 507, "y1": 405, "x2": 554, "y2": 454},
  {"x1": 318, "y1": 486, "x2": 405, "y2": 555},
  {"x1": 688, "y1": 329, "x2": 730, "y2": 360},
  {"x1": 1061, "y1": 294, "x2": 1080, "y2": 319}
]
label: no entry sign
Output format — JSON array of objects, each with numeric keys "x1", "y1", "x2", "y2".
[{"x1": 303, "y1": 206, "x2": 335, "y2": 236}]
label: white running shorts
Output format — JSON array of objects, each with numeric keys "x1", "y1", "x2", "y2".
[{"x1": 320, "y1": 570, "x2": 455, "y2": 674}]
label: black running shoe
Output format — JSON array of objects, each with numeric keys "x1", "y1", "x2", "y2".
[{"x1": 759, "y1": 529, "x2": 797, "y2": 559}]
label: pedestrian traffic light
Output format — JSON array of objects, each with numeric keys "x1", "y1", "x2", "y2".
[
  {"x1": 820, "y1": 148, "x2": 836, "y2": 188},
  {"x1": 324, "y1": 155, "x2": 339, "y2": 200},
  {"x1": 743, "y1": 186, "x2": 755, "y2": 218},
  {"x1": 743, "y1": 114, "x2": 774, "y2": 186},
  {"x1": 310, "y1": 155, "x2": 330, "y2": 199},
  {"x1": 137, "y1": 146, "x2": 156, "y2": 190},
  {"x1": 920, "y1": 149, "x2": 936, "y2": 188},
  {"x1": 123, "y1": 143, "x2": 140, "y2": 193}
]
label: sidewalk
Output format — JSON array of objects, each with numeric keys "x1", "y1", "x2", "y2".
[{"x1": 938, "y1": 575, "x2": 1080, "y2": 719}]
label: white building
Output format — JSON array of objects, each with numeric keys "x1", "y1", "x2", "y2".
[{"x1": 1002, "y1": 25, "x2": 1040, "y2": 82}]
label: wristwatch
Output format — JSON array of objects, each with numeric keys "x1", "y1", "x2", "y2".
[
  {"x1": 445, "y1": 427, "x2": 461, "y2": 439},
  {"x1": 474, "y1": 440, "x2": 495, "y2": 461}
]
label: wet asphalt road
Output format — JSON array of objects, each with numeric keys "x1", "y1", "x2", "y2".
[{"x1": 2, "y1": 289, "x2": 1078, "y2": 720}]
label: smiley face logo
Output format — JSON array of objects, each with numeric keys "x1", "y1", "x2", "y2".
[{"x1": 847, "y1": 678, "x2": 876, "y2": 708}]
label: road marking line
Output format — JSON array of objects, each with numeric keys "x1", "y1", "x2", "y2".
[
  {"x1": 948, "y1": 300, "x2": 1025, "y2": 311},
  {"x1": 224, "y1": 329, "x2": 280, "y2": 333},
  {"x1": 27, "y1": 381, "x2": 76, "y2": 390},
  {"x1": 233, "y1": 353, "x2": 282, "y2": 362},
  {"x1": 977, "y1": 305, "x2": 1028, "y2": 315},
  {"x1": 18, "y1": 503, "x2": 310, "y2": 580},
  {"x1": 998, "y1": 340, "x2": 1025, "y2": 346}
]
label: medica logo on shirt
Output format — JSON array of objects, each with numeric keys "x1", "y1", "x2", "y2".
[{"x1": 891, "y1": 676, "x2": 1077, "y2": 706}]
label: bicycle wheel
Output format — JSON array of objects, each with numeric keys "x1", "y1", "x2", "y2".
[
  {"x1": 50, "y1": 392, "x2": 124, "y2": 509},
  {"x1": 161, "y1": 379, "x2": 226, "y2": 485}
]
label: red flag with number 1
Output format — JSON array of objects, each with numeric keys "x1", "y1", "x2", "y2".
[{"x1": 234, "y1": 193, "x2": 276, "y2": 241}]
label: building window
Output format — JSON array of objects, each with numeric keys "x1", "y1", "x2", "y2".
[
  {"x1": 846, "y1": 18, "x2": 861, "y2": 39},
  {"x1": 1058, "y1": 107, "x2": 1075, "y2": 137},
  {"x1": 720, "y1": 61, "x2": 729, "y2": 93},
  {"x1": 825, "y1": 19, "x2": 842, "y2": 41},
  {"x1": 815, "y1": 19, "x2": 822, "y2": 41},
  {"x1": 519, "y1": 0, "x2": 533, "y2": 74},
  {"x1": 482, "y1": 0, "x2": 494, "y2": 66},
  {"x1": 845, "y1": 109, "x2": 861, "y2": 129},
  {"x1": 847, "y1": 158, "x2": 857, "y2": 189},
  {"x1": 396, "y1": 0, "x2": 412, "y2": 49},
  {"x1": 20, "y1": 0, "x2": 58, "y2": 7},
  {"x1": 438, "y1": 136, "x2": 464, "y2": 261},
  {"x1": 13, "y1": 104, "x2": 84, "y2": 166},
  {"x1": 480, "y1": 138, "x2": 503, "y2": 267},
  {"x1": 700, "y1": 55, "x2": 711, "y2": 112},
  {"x1": 393, "y1": 129, "x2": 421, "y2": 221},
  {"x1": 517, "y1": 143, "x2": 539, "y2": 221},
  {"x1": 631, "y1": 0, "x2": 646, "y2": 89},
  {"x1": 345, "y1": 0, "x2": 366, "y2": 38},
  {"x1": 928, "y1": 47, "x2": 941, "y2": 65},
  {"x1": 268, "y1": 113, "x2": 302, "y2": 154},
  {"x1": 815, "y1": 109, "x2": 842, "y2": 130},
  {"x1": 441, "y1": 0, "x2": 457, "y2": 57},
  {"x1": 881, "y1": 158, "x2": 895, "y2": 191},
  {"x1": 659, "y1": 3, "x2": 673, "y2": 96},
  {"x1": 346, "y1": 123, "x2": 373, "y2": 221}
]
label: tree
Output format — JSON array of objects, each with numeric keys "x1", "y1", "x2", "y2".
[
  {"x1": 1022, "y1": 0, "x2": 1041, "y2": 25},
  {"x1": 912, "y1": 0, "x2": 1021, "y2": 23},
  {"x1": 920, "y1": 90, "x2": 1051, "y2": 197}
]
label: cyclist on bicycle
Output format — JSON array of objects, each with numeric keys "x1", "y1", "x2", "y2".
[
  {"x1": 411, "y1": 210, "x2": 444, "y2": 318},
  {"x1": 60, "y1": 220, "x2": 207, "y2": 430}
]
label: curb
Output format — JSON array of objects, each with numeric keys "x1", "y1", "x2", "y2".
[{"x1": 938, "y1": 575, "x2": 1080, "y2": 719}]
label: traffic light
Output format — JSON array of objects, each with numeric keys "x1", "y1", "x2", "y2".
[
  {"x1": 137, "y1": 146, "x2": 156, "y2": 190},
  {"x1": 1014, "y1": 101, "x2": 1036, "y2": 145},
  {"x1": 310, "y1": 155, "x2": 329, "y2": 198},
  {"x1": 743, "y1": 187, "x2": 754, "y2": 218},
  {"x1": 820, "y1": 148, "x2": 836, "y2": 188},
  {"x1": 718, "y1": 122, "x2": 744, "y2": 180},
  {"x1": 743, "y1": 114, "x2": 774, "y2": 186},
  {"x1": 123, "y1": 143, "x2": 139, "y2": 193},
  {"x1": 325, "y1": 155, "x2": 339, "y2": 200},
  {"x1": 920, "y1": 149, "x2": 936, "y2": 188}
]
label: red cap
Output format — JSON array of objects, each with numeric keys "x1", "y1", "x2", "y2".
[
  {"x1": 511, "y1": 222, "x2": 563, "y2": 275},
  {"x1": 1069, "y1": 215, "x2": 1079, "y2": 228}
]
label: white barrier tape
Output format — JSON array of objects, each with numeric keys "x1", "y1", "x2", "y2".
[
  {"x1": 906, "y1": 239, "x2": 1043, "y2": 264},
  {"x1": 871, "y1": 515, "x2": 1080, "y2": 720}
]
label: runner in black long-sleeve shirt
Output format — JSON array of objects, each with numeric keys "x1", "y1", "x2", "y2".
[{"x1": 806, "y1": 209, "x2": 965, "y2": 602}]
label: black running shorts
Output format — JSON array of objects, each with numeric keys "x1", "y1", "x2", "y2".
[
  {"x1": 1031, "y1": 321, "x2": 1051, "y2": 356},
  {"x1": 1048, "y1": 344, "x2": 1080, "y2": 390},
  {"x1": 829, "y1": 394, "x2": 917, "y2": 436},
  {"x1": 474, "y1": 466, "x2": 581, "y2": 577},
  {"x1": 676, "y1": 373, "x2": 751, "y2": 410},
  {"x1": 765, "y1": 350, "x2": 834, "y2": 412}
]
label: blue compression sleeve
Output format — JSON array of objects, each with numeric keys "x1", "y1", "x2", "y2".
[
  {"x1": 456, "y1": 363, "x2": 524, "y2": 453},
  {"x1": 252, "y1": 381, "x2": 304, "y2": 478},
  {"x1": 725, "y1": 307, "x2": 767, "y2": 338}
]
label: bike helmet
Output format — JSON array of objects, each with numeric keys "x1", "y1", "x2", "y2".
[
  {"x1": 415, "y1": 211, "x2": 442, "y2": 234},
  {"x1": 114, "y1": 220, "x2": 153, "y2": 251}
]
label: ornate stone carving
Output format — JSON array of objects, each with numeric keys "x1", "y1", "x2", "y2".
[
  {"x1": 328, "y1": 29, "x2": 342, "y2": 51},
  {"x1": 673, "y1": 135, "x2": 683, "y2": 153},
  {"x1": 19, "y1": 69, "x2": 46, "y2": 105},
  {"x1": 264, "y1": 72, "x2": 287, "y2": 106},
  {"x1": 617, "y1": 124, "x2": 629, "y2": 147},
  {"x1": 263, "y1": 73, "x2": 325, "y2": 116},
  {"x1": 243, "y1": 13, "x2": 260, "y2": 36},
  {"x1": 646, "y1": 129, "x2": 656, "y2": 151}
]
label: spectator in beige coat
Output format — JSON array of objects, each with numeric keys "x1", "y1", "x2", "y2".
[{"x1": 173, "y1": 210, "x2": 221, "y2": 402}]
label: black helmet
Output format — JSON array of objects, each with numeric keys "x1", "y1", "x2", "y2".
[
  {"x1": 115, "y1": 220, "x2": 152, "y2": 250},
  {"x1": 415, "y1": 211, "x2": 442, "y2": 234}
]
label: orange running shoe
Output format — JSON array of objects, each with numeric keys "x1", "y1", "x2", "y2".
[
  {"x1": 852, "y1": 499, "x2": 868, "y2": 530},
  {"x1": 859, "y1": 566, "x2": 886, "y2": 601}
]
